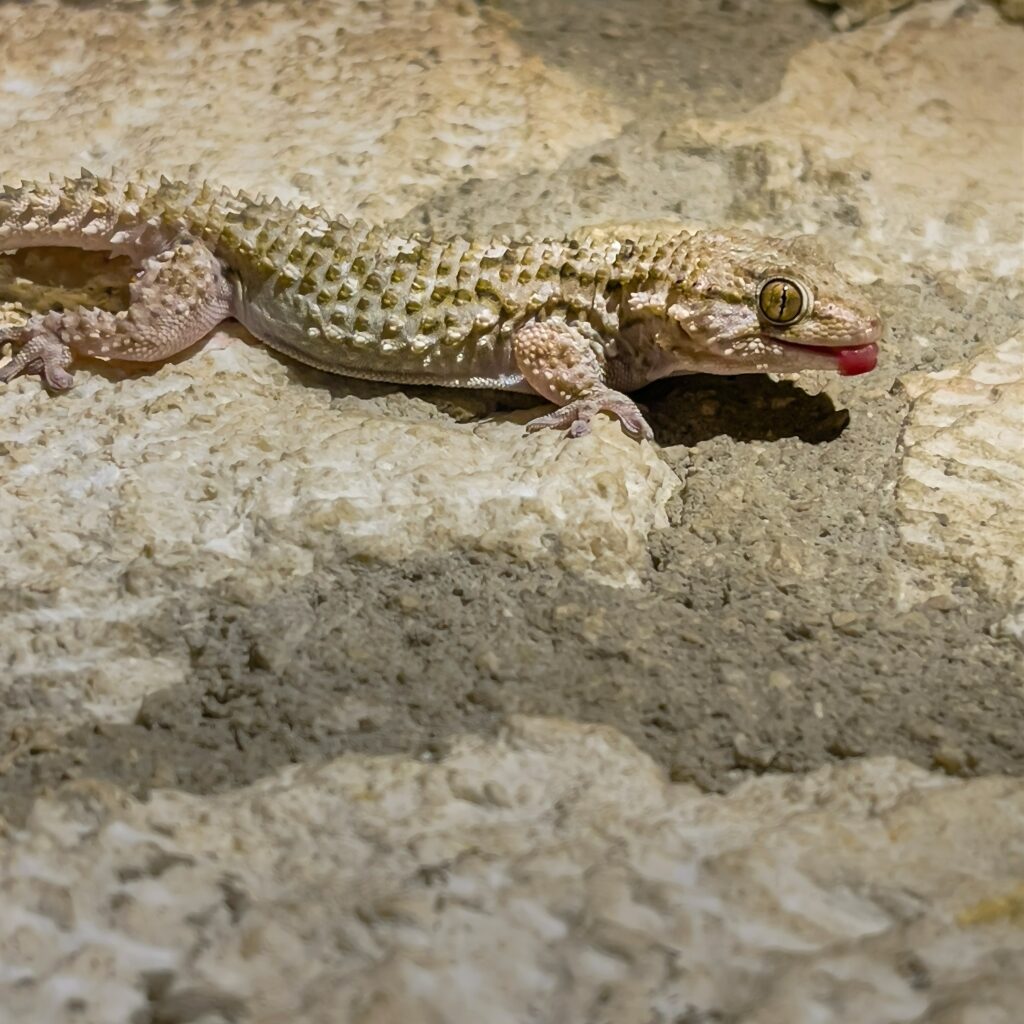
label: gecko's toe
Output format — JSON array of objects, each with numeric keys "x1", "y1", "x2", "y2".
[
  {"x1": 0, "y1": 328, "x2": 75, "y2": 390},
  {"x1": 525, "y1": 405, "x2": 576, "y2": 433},
  {"x1": 525, "y1": 390, "x2": 654, "y2": 442},
  {"x1": 41, "y1": 362, "x2": 76, "y2": 391},
  {"x1": 617, "y1": 408, "x2": 655, "y2": 441}
]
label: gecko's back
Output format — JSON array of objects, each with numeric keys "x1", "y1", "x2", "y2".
[{"x1": 141, "y1": 179, "x2": 681, "y2": 389}]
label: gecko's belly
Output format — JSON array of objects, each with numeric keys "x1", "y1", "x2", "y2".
[{"x1": 235, "y1": 297, "x2": 527, "y2": 391}]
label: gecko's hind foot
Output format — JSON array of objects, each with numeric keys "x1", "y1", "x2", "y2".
[
  {"x1": 525, "y1": 389, "x2": 654, "y2": 441},
  {"x1": 0, "y1": 321, "x2": 75, "y2": 391}
]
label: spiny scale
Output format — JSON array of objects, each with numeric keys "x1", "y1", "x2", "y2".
[
  {"x1": 0, "y1": 172, "x2": 691, "y2": 380},
  {"x1": 142, "y1": 181, "x2": 680, "y2": 374}
]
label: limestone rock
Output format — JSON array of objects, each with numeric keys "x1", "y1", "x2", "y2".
[
  {"x1": 0, "y1": 0, "x2": 674, "y2": 742},
  {"x1": 814, "y1": 0, "x2": 917, "y2": 30},
  {"x1": 815, "y1": 0, "x2": 1022, "y2": 30},
  {"x1": 0, "y1": 339, "x2": 676, "y2": 736},
  {"x1": 996, "y1": 0, "x2": 1024, "y2": 19},
  {"x1": 0, "y1": 0, "x2": 626, "y2": 222},
  {"x1": 897, "y1": 336, "x2": 1024, "y2": 606},
  {"x1": 694, "y1": 1, "x2": 1023, "y2": 284},
  {"x1": 0, "y1": 10, "x2": 1022, "y2": 1022},
  {"x1": 2, "y1": 717, "x2": 1023, "y2": 1024}
]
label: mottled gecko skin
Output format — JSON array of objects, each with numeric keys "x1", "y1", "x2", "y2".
[{"x1": 0, "y1": 172, "x2": 882, "y2": 439}]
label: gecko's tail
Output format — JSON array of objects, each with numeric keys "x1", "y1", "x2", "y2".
[{"x1": 0, "y1": 170, "x2": 148, "y2": 255}]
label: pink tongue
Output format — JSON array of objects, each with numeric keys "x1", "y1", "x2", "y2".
[{"x1": 837, "y1": 343, "x2": 879, "y2": 376}]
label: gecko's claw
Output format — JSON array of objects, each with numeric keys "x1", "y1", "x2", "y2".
[
  {"x1": 0, "y1": 323, "x2": 75, "y2": 390},
  {"x1": 526, "y1": 390, "x2": 654, "y2": 441}
]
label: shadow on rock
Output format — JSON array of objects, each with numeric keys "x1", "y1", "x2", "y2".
[{"x1": 640, "y1": 373, "x2": 850, "y2": 448}]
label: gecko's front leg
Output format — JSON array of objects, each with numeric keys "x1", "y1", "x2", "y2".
[
  {"x1": 0, "y1": 237, "x2": 232, "y2": 390},
  {"x1": 512, "y1": 317, "x2": 653, "y2": 440}
]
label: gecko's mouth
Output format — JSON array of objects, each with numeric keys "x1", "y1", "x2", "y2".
[
  {"x1": 773, "y1": 339, "x2": 880, "y2": 376},
  {"x1": 761, "y1": 317, "x2": 882, "y2": 376}
]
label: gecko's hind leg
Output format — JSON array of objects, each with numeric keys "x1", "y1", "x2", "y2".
[{"x1": 0, "y1": 236, "x2": 233, "y2": 390}]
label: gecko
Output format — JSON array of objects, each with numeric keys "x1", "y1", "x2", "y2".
[{"x1": 0, "y1": 172, "x2": 882, "y2": 440}]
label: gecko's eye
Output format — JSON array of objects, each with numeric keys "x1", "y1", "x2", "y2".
[{"x1": 757, "y1": 277, "x2": 811, "y2": 326}]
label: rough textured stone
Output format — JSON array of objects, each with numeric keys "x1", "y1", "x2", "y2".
[
  {"x1": 0, "y1": 339, "x2": 675, "y2": 737},
  {"x1": 0, "y1": 0, "x2": 1020, "y2": 771},
  {"x1": 816, "y1": 0, "x2": 1022, "y2": 29},
  {"x1": 0, "y1": 0, "x2": 626, "y2": 221},
  {"x1": 1, "y1": 4, "x2": 1023, "y2": 1018},
  {"x1": 681, "y1": 1, "x2": 1022, "y2": 283},
  {"x1": 2, "y1": 717, "x2": 1024, "y2": 1024},
  {"x1": 898, "y1": 336, "x2": 1024, "y2": 607}
]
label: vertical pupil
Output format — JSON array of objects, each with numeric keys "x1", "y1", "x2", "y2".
[{"x1": 760, "y1": 280, "x2": 803, "y2": 322}]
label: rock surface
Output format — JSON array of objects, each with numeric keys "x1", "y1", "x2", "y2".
[
  {"x1": 1, "y1": 1, "x2": 1023, "y2": 1019},
  {"x1": 0, "y1": 0, "x2": 627, "y2": 221},
  {"x1": 3, "y1": 717, "x2": 1024, "y2": 1024},
  {"x1": 816, "y1": 0, "x2": 1023, "y2": 29},
  {"x1": 1, "y1": 1, "x2": 1020, "y2": 778},
  {"x1": 0, "y1": 339, "x2": 674, "y2": 738},
  {"x1": 898, "y1": 336, "x2": 1024, "y2": 607}
]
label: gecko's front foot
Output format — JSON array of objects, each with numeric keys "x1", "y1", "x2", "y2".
[
  {"x1": 513, "y1": 320, "x2": 655, "y2": 442},
  {"x1": 526, "y1": 388, "x2": 654, "y2": 441},
  {"x1": 0, "y1": 318, "x2": 75, "y2": 390}
]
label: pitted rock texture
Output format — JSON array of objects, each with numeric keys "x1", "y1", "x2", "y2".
[
  {"x1": 0, "y1": 0, "x2": 626, "y2": 223},
  {"x1": 0, "y1": 338, "x2": 675, "y2": 739},
  {"x1": 898, "y1": 336, "x2": 1024, "y2": 607},
  {"x1": 816, "y1": 0, "x2": 1023, "y2": 29},
  {"x1": 0, "y1": 6, "x2": 1023, "y2": 1004},
  {"x1": 2, "y1": 718, "x2": 1024, "y2": 1024}
]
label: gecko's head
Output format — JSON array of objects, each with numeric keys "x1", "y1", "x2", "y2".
[{"x1": 665, "y1": 232, "x2": 882, "y2": 376}]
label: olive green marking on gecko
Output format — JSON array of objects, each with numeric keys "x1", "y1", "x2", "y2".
[{"x1": 0, "y1": 172, "x2": 882, "y2": 440}]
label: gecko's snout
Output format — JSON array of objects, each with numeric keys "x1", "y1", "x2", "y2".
[{"x1": 859, "y1": 317, "x2": 883, "y2": 346}]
